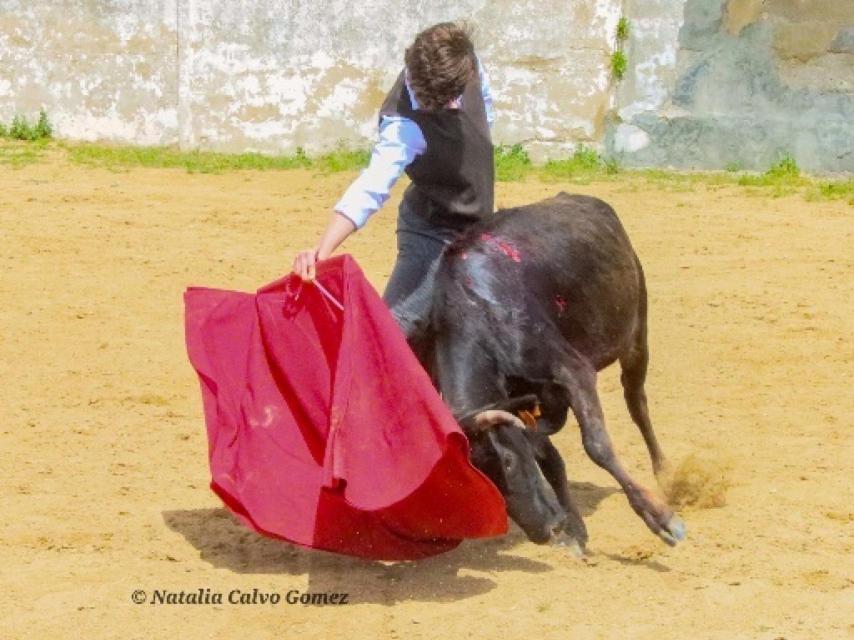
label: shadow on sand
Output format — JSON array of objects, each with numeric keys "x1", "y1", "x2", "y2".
[{"x1": 163, "y1": 481, "x2": 620, "y2": 604}]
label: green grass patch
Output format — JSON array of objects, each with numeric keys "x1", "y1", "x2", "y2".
[
  {"x1": 0, "y1": 138, "x2": 51, "y2": 168},
  {"x1": 2, "y1": 133, "x2": 850, "y2": 207},
  {"x1": 1, "y1": 110, "x2": 53, "y2": 141},
  {"x1": 806, "y1": 179, "x2": 854, "y2": 205},
  {"x1": 494, "y1": 144, "x2": 533, "y2": 182},
  {"x1": 737, "y1": 153, "x2": 806, "y2": 187},
  {"x1": 496, "y1": 144, "x2": 621, "y2": 184},
  {"x1": 816, "y1": 179, "x2": 854, "y2": 199},
  {"x1": 541, "y1": 145, "x2": 621, "y2": 183},
  {"x1": 611, "y1": 50, "x2": 628, "y2": 81},
  {"x1": 616, "y1": 17, "x2": 630, "y2": 42},
  {"x1": 313, "y1": 147, "x2": 371, "y2": 173},
  {"x1": 65, "y1": 143, "x2": 317, "y2": 173},
  {"x1": 64, "y1": 143, "x2": 374, "y2": 174},
  {"x1": 736, "y1": 153, "x2": 808, "y2": 198},
  {"x1": 636, "y1": 168, "x2": 739, "y2": 188}
]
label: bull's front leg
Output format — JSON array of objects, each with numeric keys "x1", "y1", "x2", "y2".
[
  {"x1": 555, "y1": 355, "x2": 686, "y2": 546},
  {"x1": 528, "y1": 432, "x2": 588, "y2": 549}
]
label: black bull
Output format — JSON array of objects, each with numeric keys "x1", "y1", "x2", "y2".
[{"x1": 390, "y1": 192, "x2": 686, "y2": 549}]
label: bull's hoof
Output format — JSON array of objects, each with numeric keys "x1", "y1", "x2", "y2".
[
  {"x1": 551, "y1": 531, "x2": 587, "y2": 559},
  {"x1": 563, "y1": 512, "x2": 588, "y2": 548},
  {"x1": 564, "y1": 538, "x2": 586, "y2": 559},
  {"x1": 656, "y1": 514, "x2": 687, "y2": 546}
]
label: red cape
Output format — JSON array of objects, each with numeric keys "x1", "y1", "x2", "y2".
[{"x1": 184, "y1": 255, "x2": 507, "y2": 560}]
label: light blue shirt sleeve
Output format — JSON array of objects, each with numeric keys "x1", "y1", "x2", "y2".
[
  {"x1": 334, "y1": 58, "x2": 494, "y2": 230},
  {"x1": 333, "y1": 117, "x2": 426, "y2": 229}
]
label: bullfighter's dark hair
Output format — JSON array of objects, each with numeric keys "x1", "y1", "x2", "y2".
[{"x1": 404, "y1": 22, "x2": 477, "y2": 111}]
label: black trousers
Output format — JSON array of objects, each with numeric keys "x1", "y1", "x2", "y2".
[{"x1": 382, "y1": 195, "x2": 462, "y2": 309}]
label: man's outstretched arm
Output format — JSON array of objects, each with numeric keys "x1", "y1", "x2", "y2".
[{"x1": 291, "y1": 117, "x2": 425, "y2": 280}]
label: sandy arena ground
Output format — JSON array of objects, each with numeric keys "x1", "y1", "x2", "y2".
[{"x1": 2, "y1": 155, "x2": 852, "y2": 639}]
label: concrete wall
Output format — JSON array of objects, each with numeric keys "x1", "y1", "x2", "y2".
[{"x1": 1, "y1": 1, "x2": 852, "y2": 172}]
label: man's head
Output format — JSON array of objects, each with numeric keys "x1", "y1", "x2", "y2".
[{"x1": 404, "y1": 22, "x2": 477, "y2": 111}]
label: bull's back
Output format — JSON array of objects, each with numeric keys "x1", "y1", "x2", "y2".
[{"x1": 440, "y1": 192, "x2": 644, "y2": 368}]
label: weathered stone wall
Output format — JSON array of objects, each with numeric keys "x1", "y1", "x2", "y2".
[
  {"x1": 0, "y1": 1, "x2": 178, "y2": 145},
  {"x1": 0, "y1": 0, "x2": 621, "y2": 156},
  {"x1": 610, "y1": 0, "x2": 854, "y2": 172},
  {"x1": 176, "y1": 0, "x2": 624, "y2": 155},
  {"x1": 1, "y1": 1, "x2": 852, "y2": 172}
]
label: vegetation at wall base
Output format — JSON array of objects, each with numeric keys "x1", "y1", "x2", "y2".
[
  {"x1": 495, "y1": 144, "x2": 622, "y2": 184},
  {"x1": 542, "y1": 145, "x2": 610, "y2": 182},
  {"x1": 736, "y1": 153, "x2": 808, "y2": 196},
  {"x1": 65, "y1": 143, "x2": 370, "y2": 174},
  {"x1": 0, "y1": 138, "x2": 50, "y2": 168},
  {"x1": 807, "y1": 179, "x2": 854, "y2": 205},
  {"x1": 738, "y1": 153, "x2": 803, "y2": 186},
  {"x1": 313, "y1": 147, "x2": 371, "y2": 174},
  {"x1": 1, "y1": 133, "x2": 850, "y2": 206},
  {"x1": 0, "y1": 109, "x2": 53, "y2": 141},
  {"x1": 494, "y1": 144, "x2": 532, "y2": 182}
]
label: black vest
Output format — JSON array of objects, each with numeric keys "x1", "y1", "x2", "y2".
[{"x1": 379, "y1": 69, "x2": 494, "y2": 231}]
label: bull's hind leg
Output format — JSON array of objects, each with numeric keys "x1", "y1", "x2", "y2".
[
  {"x1": 556, "y1": 353, "x2": 685, "y2": 545},
  {"x1": 619, "y1": 320, "x2": 667, "y2": 476}
]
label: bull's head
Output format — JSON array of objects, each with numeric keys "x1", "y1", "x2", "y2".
[{"x1": 458, "y1": 395, "x2": 567, "y2": 544}]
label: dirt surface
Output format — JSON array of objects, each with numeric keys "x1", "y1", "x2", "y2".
[{"x1": 2, "y1": 156, "x2": 852, "y2": 639}]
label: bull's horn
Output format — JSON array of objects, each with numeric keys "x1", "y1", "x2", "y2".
[{"x1": 472, "y1": 409, "x2": 529, "y2": 432}]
